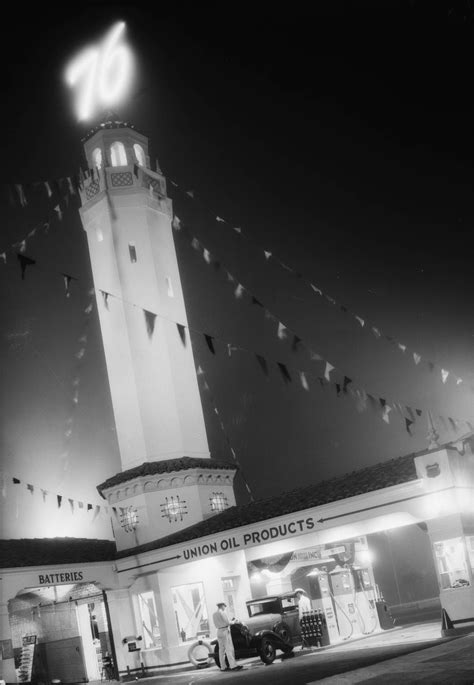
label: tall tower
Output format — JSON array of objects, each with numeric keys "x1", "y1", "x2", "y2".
[{"x1": 79, "y1": 118, "x2": 236, "y2": 550}]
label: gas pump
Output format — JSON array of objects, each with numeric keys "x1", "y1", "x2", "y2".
[
  {"x1": 306, "y1": 567, "x2": 340, "y2": 643},
  {"x1": 328, "y1": 565, "x2": 360, "y2": 638},
  {"x1": 351, "y1": 566, "x2": 379, "y2": 635}
]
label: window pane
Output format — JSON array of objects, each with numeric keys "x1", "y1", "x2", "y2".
[
  {"x1": 138, "y1": 591, "x2": 161, "y2": 648},
  {"x1": 434, "y1": 538, "x2": 470, "y2": 589},
  {"x1": 171, "y1": 583, "x2": 209, "y2": 642}
]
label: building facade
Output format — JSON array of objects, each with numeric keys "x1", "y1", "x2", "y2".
[{"x1": 1, "y1": 122, "x2": 474, "y2": 683}]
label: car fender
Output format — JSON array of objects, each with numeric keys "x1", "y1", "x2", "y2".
[{"x1": 252, "y1": 629, "x2": 293, "y2": 651}]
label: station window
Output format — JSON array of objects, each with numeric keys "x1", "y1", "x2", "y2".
[
  {"x1": 110, "y1": 141, "x2": 127, "y2": 167},
  {"x1": 92, "y1": 147, "x2": 103, "y2": 170},
  {"x1": 165, "y1": 276, "x2": 174, "y2": 297},
  {"x1": 138, "y1": 591, "x2": 161, "y2": 648},
  {"x1": 434, "y1": 537, "x2": 470, "y2": 589},
  {"x1": 160, "y1": 495, "x2": 188, "y2": 523},
  {"x1": 210, "y1": 492, "x2": 228, "y2": 513},
  {"x1": 128, "y1": 242, "x2": 137, "y2": 263},
  {"x1": 133, "y1": 143, "x2": 146, "y2": 167},
  {"x1": 172, "y1": 582, "x2": 209, "y2": 642}
]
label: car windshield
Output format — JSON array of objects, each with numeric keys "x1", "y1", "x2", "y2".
[{"x1": 247, "y1": 599, "x2": 281, "y2": 616}]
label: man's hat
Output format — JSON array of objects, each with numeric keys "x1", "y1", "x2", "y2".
[
  {"x1": 293, "y1": 588, "x2": 306, "y2": 594},
  {"x1": 217, "y1": 602, "x2": 226, "y2": 607}
]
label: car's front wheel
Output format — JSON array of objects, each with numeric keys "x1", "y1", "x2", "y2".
[
  {"x1": 273, "y1": 622, "x2": 292, "y2": 645},
  {"x1": 259, "y1": 637, "x2": 277, "y2": 665}
]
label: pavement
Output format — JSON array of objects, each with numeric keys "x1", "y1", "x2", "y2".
[{"x1": 96, "y1": 622, "x2": 474, "y2": 684}]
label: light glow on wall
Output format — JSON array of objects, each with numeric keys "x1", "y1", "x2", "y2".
[{"x1": 65, "y1": 22, "x2": 134, "y2": 121}]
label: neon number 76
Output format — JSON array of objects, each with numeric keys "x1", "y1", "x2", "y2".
[{"x1": 65, "y1": 22, "x2": 133, "y2": 121}]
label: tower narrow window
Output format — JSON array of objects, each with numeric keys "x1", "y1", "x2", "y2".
[
  {"x1": 110, "y1": 141, "x2": 127, "y2": 167},
  {"x1": 128, "y1": 242, "x2": 137, "y2": 263},
  {"x1": 92, "y1": 148, "x2": 103, "y2": 170},
  {"x1": 133, "y1": 143, "x2": 146, "y2": 167},
  {"x1": 165, "y1": 276, "x2": 174, "y2": 297}
]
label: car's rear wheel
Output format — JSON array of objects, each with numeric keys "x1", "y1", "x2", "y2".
[
  {"x1": 259, "y1": 637, "x2": 276, "y2": 665},
  {"x1": 213, "y1": 645, "x2": 229, "y2": 670}
]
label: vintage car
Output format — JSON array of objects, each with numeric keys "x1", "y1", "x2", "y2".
[{"x1": 212, "y1": 593, "x2": 301, "y2": 666}]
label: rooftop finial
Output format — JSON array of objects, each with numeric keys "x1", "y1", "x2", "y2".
[{"x1": 427, "y1": 411, "x2": 440, "y2": 449}]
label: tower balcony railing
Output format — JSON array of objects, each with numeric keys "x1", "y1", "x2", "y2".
[{"x1": 79, "y1": 165, "x2": 172, "y2": 216}]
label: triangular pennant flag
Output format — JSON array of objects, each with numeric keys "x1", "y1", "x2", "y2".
[
  {"x1": 310, "y1": 350, "x2": 323, "y2": 361},
  {"x1": 84, "y1": 301, "x2": 94, "y2": 314},
  {"x1": 264, "y1": 250, "x2": 272, "y2": 260},
  {"x1": 277, "y1": 322, "x2": 288, "y2": 340},
  {"x1": 63, "y1": 274, "x2": 73, "y2": 297},
  {"x1": 413, "y1": 353, "x2": 421, "y2": 365},
  {"x1": 216, "y1": 216, "x2": 225, "y2": 223},
  {"x1": 204, "y1": 334, "x2": 215, "y2": 354},
  {"x1": 18, "y1": 240, "x2": 26, "y2": 253},
  {"x1": 100, "y1": 290, "x2": 109, "y2": 309},
  {"x1": 382, "y1": 405, "x2": 392, "y2": 424},
  {"x1": 256, "y1": 354, "x2": 269, "y2": 376},
  {"x1": 226, "y1": 270, "x2": 236, "y2": 283},
  {"x1": 177, "y1": 323, "x2": 187, "y2": 346},
  {"x1": 54, "y1": 204, "x2": 63, "y2": 221},
  {"x1": 0, "y1": 252, "x2": 6, "y2": 264},
  {"x1": 415, "y1": 409, "x2": 422, "y2": 416},
  {"x1": 335, "y1": 383, "x2": 342, "y2": 396},
  {"x1": 343, "y1": 376, "x2": 352, "y2": 393},
  {"x1": 203, "y1": 380, "x2": 210, "y2": 391},
  {"x1": 144, "y1": 309, "x2": 157, "y2": 338},
  {"x1": 277, "y1": 362, "x2": 291, "y2": 384},
  {"x1": 44, "y1": 181, "x2": 52, "y2": 198},
  {"x1": 372, "y1": 327, "x2": 381, "y2": 339},
  {"x1": 68, "y1": 498, "x2": 74, "y2": 513},
  {"x1": 172, "y1": 215, "x2": 182, "y2": 231},
  {"x1": 300, "y1": 371, "x2": 309, "y2": 391},
  {"x1": 232, "y1": 226, "x2": 242, "y2": 234},
  {"x1": 324, "y1": 362, "x2": 334, "y2": 381},
  {"x1": 186, "y1": 190, "x2": 195, "y2": 198},
  {"x1": 87, "y1": 503, "x2": 93, "y2": 511},
  {"x1": 406, "y1": 418, "x2": 414, "y2": 435},
  {"x1": 379, "y1": 398, "x2": 386, "y2": 409},
  {"x1": 292, "y1": 335, "x2": 302, "y2": 352},
  {"x1": 92, "y1": 505, "x2": 100, "y2": 522},
  {"x1": 196, "y1": 365, "x2": 204, "y2": 376},
  {"x1": 456, "y1": 378, "x2": 463, "y2": 385},
  {"x1": 15, "y1": 184, "x2": 27, "y2": 207},
  {"x1": 441, "y1": 369, "x2": 449, "y2": 383},
  {"x1": 191, "y1": 237, "x2": 201, "y2": 251},
  {"x1": 13, "y1": 477, "x2": 20, "y2": 484},
  {"x1": 41, "y1": 489, "x2": 48, "y2": 502},
  {"x1": 234, "y1": 283, "x2": 245, "y2": 298},
  {"x1": 75, "y1": 348, "x2": 85, "y2": 360},
  {"x1": 355, "y1": 316, "x2": 365, "y2": 327},
  {"x1": 57, "y1": 495, "x2": 62, "y2": 508},
  {"x1": 398, "y1": 343, "x2": 407, "y2": 352},
  {"x1": 17, "y1": 254, "x2": 36, "y2": 280},
  {"x1": 27, "y1": 484, "x2": 34, "y2": 494}
]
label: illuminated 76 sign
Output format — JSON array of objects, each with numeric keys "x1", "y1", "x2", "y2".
[{"x1": 65, "y1": 22, "x2": 134, "y2": 121}]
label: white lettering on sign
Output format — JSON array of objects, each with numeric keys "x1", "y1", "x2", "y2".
[
  {"x1": 65, "y1": 22, "x2": 133, "y2": 121},
  {"x1": 182, "y1": 516, "x2": 316, "y2": 560},
  {"x1": 38, "y1": 571, "x2": 84, "y2": 585}
]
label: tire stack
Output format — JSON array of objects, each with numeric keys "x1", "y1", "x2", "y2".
[{"x1": 301, "y1": 610, "x2": 328, "y2": 647}]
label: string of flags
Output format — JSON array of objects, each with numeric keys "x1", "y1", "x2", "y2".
[
  {"x1": 169, "y1": 179, "x2": 466, "y2": 389},
  {"x1": 170, "y1": 212, "x2": 472, "y2": 436},
  {"x1": 195, "y1": 363, "x2": 254, "y2": 501},
  {"x1": 94, "y1": 275, "x2": 472, "y2": 440},
  {"x1": 59, "y1": 290, "x2": 96, "y2": 473},
  {"x1": 0, "y1": 469, "x2": 135, "y2": 526}
]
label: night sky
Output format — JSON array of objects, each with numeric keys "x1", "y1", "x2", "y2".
[{"x1": 2, "y1": 2, "x2": 474, "y2": 538}]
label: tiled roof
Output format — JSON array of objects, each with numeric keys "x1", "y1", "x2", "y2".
[
  {"x1": 0, "y1": 538, "x2": 116, "y2": 569},
  {"x1": 97, "y1": 457, "x2": 236, "y2": 495},
  {"x1": 116, "y1": 452, "x2": 418, "y2": 558}
]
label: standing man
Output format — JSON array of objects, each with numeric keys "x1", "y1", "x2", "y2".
[
  {"x1": 212, "y1": 602, "x2": 243, "y2": 672},
  {"x1": 294, "y1": 588, "x2": 311, "y2": 619}
]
